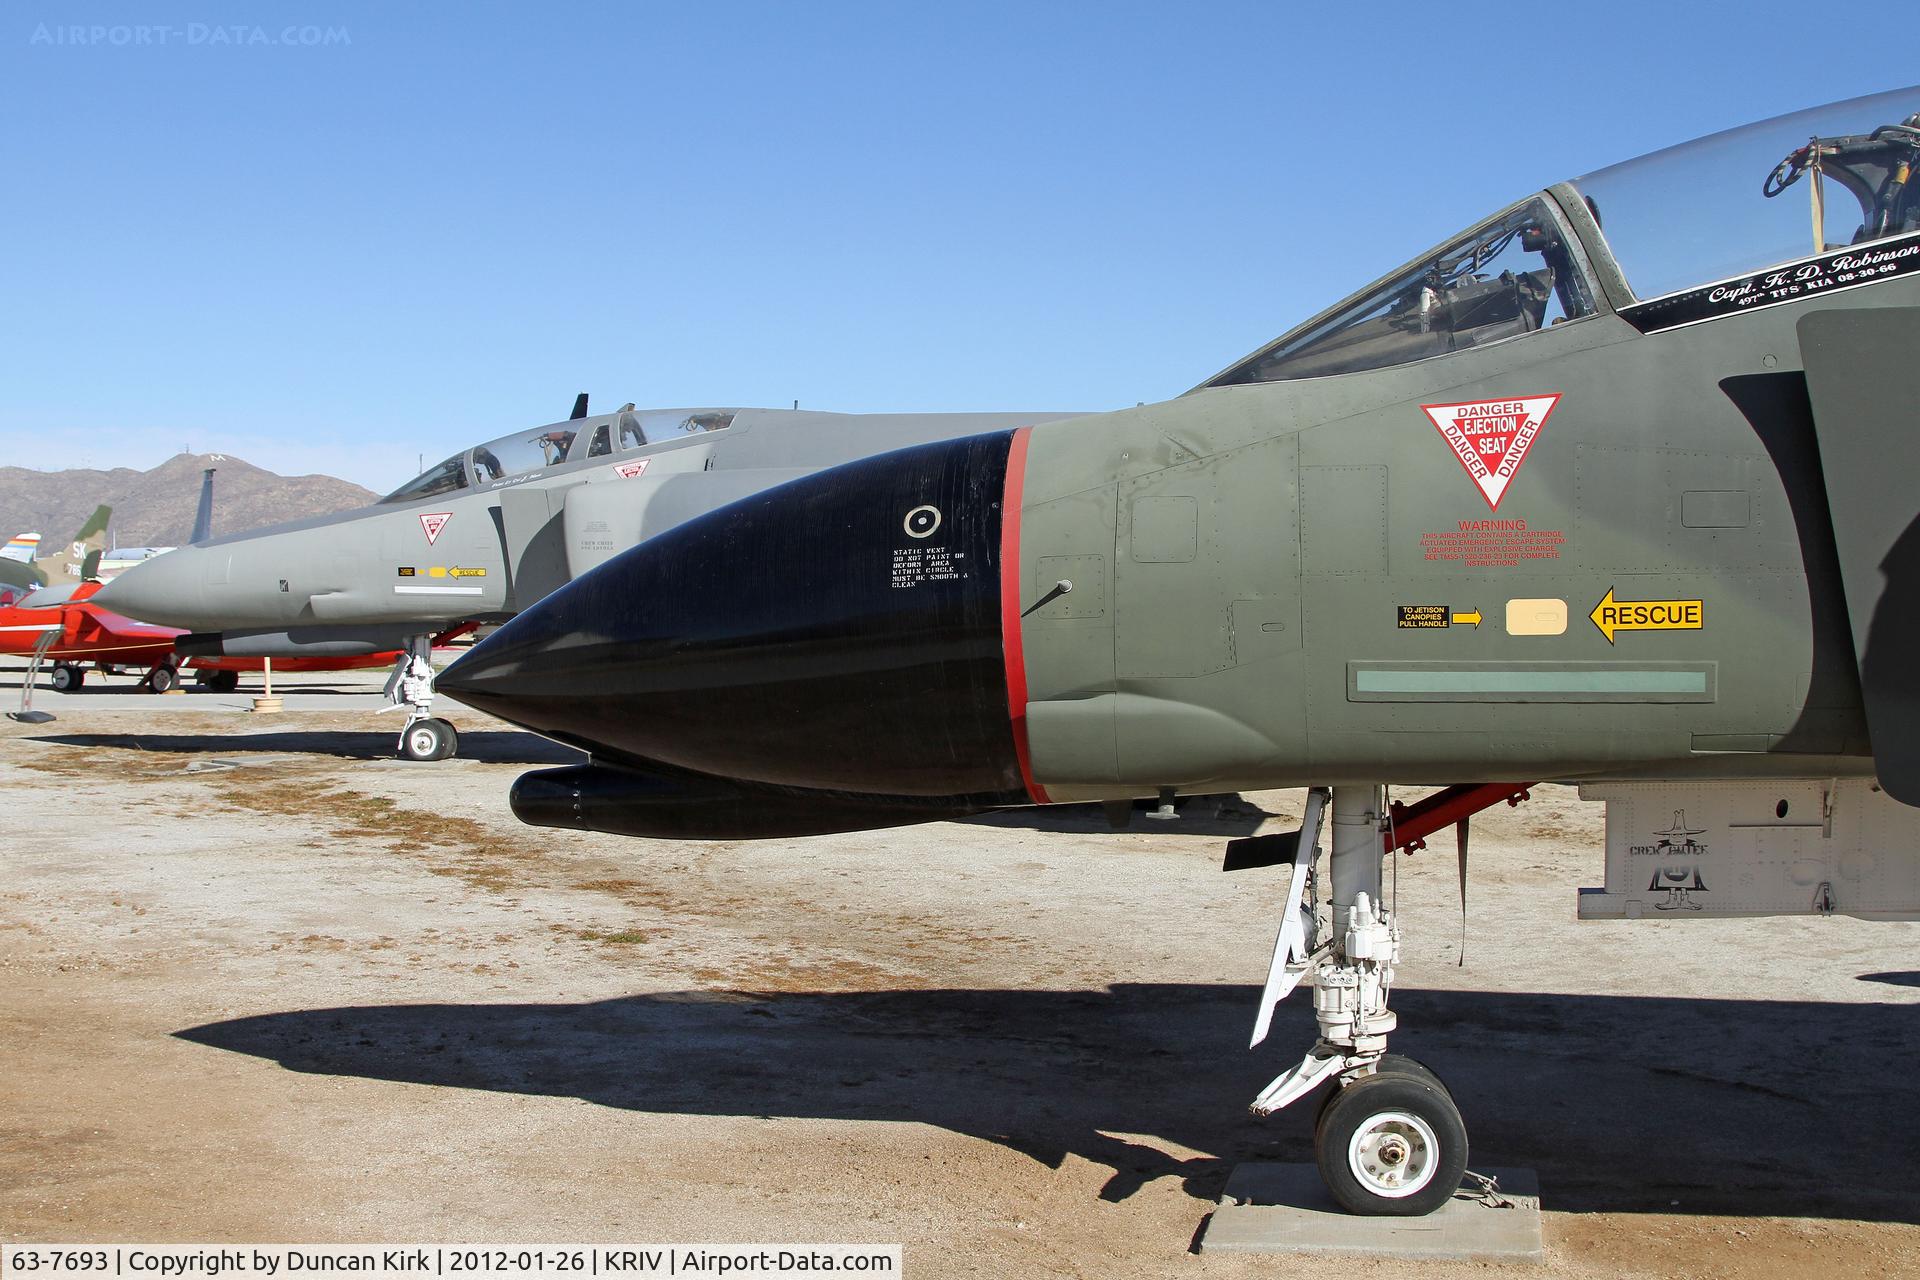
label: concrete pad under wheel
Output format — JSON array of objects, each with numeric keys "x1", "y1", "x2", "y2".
[{"x1": 1199, "y1": 1164, "x2": 1543, "y2": 1262}]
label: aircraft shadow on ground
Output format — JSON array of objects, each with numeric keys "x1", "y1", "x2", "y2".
[
  {"x1": 27, "y1": 731, "x2": 581, "y2": 767},
  {"x1": 178, "y1": 982, "x2": 1918, "y2": 1222}
]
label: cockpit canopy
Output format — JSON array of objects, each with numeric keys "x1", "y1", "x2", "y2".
[
  {"x1": 1573, "y1": 85, "x2": 1920, "y2": 302},
  {"x1": 1207, "y1": 85, "x2": 1920, "y2": 387},
  {"x1": 1209, "y1": 196, "x2": 1597, "y2": 385},
  {"x1": 380, "y1": 408, "x2": 739, "y2": 504}
]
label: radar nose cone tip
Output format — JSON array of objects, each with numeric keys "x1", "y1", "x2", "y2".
[
  {"x1": 434, "y1": 639, "x2": 508, "y2": 700},
  {"x1": 436, "y1": 601, "x2": 639, "y2": 752},
  {"x1": 89, "y1": 553, "x2": 176, "y2": 619},
  {"x1": 435, "y1": 607, "x2": 566, "y2": 710}
]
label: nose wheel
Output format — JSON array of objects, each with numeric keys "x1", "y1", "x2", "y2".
[
  {"x1": 399, "y1": 716, "x2": 459, "y2": 762},
  {"x1": 1315, "y1": 1072, "x2": 1468, "y2": 1216}
]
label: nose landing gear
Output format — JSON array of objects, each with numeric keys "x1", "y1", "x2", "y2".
[
  {"x1": 1239, "y1": 784, "x2": 1470, "y2": 1216},
  {"x1": 385, "y1": 635, "x2": 459, "y2": 761}
]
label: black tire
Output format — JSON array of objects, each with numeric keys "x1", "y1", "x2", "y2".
[
  {"x1": 1372, "y1": 1053, "x2": 1451, "y2": 1097},
  {"x1": 146, "y1": 664, "x2": 177, "y2": 694},
  {"x1": 197, "y1": 669, "x2": 241, "y2": 693},
  {"x1": 1314, "y1": 1053, "x2": 1452, "y2": 1130},
  {"x1": 50, "y1": 664, "x2": 83, "y2": 693},
  {"x1": 400, "y1": 718, "x2": 458, "y2": 762},
  {"x1": 1316, "y1": 1073, "x2": 1468, "y2": 1217}
]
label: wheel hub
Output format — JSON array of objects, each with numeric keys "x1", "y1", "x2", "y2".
[{"x1": 1349, "y1": 1110, "x2": 1438, "y2": 1197}]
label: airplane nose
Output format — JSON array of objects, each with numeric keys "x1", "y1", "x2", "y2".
[
  {"x1": 438, "y1": 430, "x2": 1038, "y2": 803},
  {"x1": 90, "y1": 545, "x2": 206, "y2": 627}
]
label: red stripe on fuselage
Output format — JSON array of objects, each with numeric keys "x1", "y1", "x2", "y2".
[{"x1": 999, "y1": 426, "x2": 1051, "y2": 805}]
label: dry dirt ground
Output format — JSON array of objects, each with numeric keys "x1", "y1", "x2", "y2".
[{"x1": 2, "y1": 704, "x2": 1916, "y2": 1279}]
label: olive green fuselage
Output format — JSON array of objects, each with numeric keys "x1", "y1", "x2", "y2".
[{"x1": 1013, "y1": 279, "x2": 1918, "y2": 800}]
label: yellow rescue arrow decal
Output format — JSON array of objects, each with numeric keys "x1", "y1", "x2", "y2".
[
  {"x1": 1451, "y1": 608, "x2": 1482, "y2": 628},
  {"x1": 1589, "y1": 587, "x2": 1703, "y2": 644}
]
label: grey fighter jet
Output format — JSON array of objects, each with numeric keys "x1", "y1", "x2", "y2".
[
  {"x1": 438, "y1": 87, "x2": 1920, "y2": 1216},
  {"x1": 93, "y1": 397, "x2": 1083, "y2": 758}
]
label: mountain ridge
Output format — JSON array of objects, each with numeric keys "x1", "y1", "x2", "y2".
[{"x1": 0, "y1": 453, "x2": 379, "y2": 548}]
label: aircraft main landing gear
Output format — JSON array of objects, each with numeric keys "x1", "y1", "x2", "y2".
[
  {"x1": 386, "y1": 635, "x2": 459, "y2": 761},
  {"x1": 1242, "y1": 785, "x2": 1469, "y2": 1216},
  {"x1": 50, "y1": 663, "x2": 85, "y2": 692}
]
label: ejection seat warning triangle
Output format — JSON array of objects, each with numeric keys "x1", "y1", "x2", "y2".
[
  {"x1": 1422, "y1": 394, "x2": 1562, "y2": 511},
  {"x1": 419, "y1": 512, "x2": 451, "y2": 545}
]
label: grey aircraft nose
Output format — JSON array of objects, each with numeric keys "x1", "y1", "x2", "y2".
[{"x1": 90, "y1": 545, "x2": 212, "y2": 628}]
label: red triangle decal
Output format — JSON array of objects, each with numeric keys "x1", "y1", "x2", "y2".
[{"x1": 1421, "y1": 394, "x2": 1562, "y2": 511}]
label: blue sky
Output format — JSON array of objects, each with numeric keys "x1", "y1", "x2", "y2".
[{"x1": 1, "y1": 1, "x2": 1912, "y2": 490}]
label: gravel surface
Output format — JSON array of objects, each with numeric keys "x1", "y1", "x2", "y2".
[{"x1": 2, "y1": 701, "x2": 1916, "y2": 1279}]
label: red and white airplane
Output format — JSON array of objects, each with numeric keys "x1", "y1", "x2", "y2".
[
  {"x1": 0, "y1": 576, "x2": 449, "y2": 692},
  {"x1": 2, "y1": 504, "x2": 472, "y2": 699}
]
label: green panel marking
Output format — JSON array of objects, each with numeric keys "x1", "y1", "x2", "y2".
[{"x1": 1349, "y1": 661, "x2": 1714, "y2": 703}]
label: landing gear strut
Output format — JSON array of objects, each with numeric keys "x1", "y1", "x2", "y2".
[
  {"x1": 1245, "y1": 785, "x2": 1468, "y2": 1216},
  {"x1": 385, "y1": 635, "x2": 458, "y2": 761}
]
